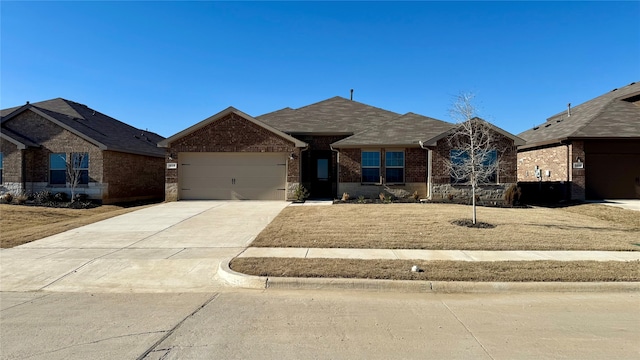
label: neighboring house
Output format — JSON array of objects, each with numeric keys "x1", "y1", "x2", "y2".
[
  {"x1": 159, "y1": 96, "x2": 523, "y2": 202},
  {"x1": 1, "y1": 98, "x2": 166, "y2": 203},
  {"x1": 517, "y1": 81, "x2": 640, "y2": 200}
]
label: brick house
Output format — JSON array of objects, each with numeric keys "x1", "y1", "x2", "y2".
[
  {"x1": 517, "y1": 81, "x2": 640, "y2": 200},
  {"x1": 1, "y1": 98, "x2": 165, "y2": 204},
  {"x1": 160, "y1": 97, "x2": 522, "y2": 202}
]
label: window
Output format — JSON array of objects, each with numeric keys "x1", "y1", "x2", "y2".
[
  {"x1": 50, "y1": 153, "x2": 67, "y2": 185},
  {"x1": 72, "y1": 152, "x2": 89, "y2": 185},
  {"x1": 385, "y1": 151, "x2": 404, "y2": 183},
  {"x1": 361, "y1": 151, "x2": 380, "y2": 183},
  {"x1": 317, "y1": 158, "x2": 329, "y2": 180},
  {"x1": 450, "y1": 149, "x2": 497, "y2": 184},
  {"x1": 0, "y1": 153, "x2": 3, "y2": 183}
]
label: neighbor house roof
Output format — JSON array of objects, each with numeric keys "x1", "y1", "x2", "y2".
[
  {"x1": 518, "y1": 81, "x2": 640, "y2": 148},
  {"x1": 331, "y1": 112, "x2": 455, "y2": 148},
  {"x1": 257, "y1": 96, "x2": 400, "y2": 135},
  {"x1": 1, "y1": 98, "x2": 165, "y2": 157},
  {"x1": 158, "y1": 106, "x2": 307, "y2": 148}
]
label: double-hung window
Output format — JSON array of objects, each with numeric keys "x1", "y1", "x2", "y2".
[
  {"x1": 361, "y1": 151, "x2": 380, "y2": 183},
  {"x1": 450, "y1": 149, "x2": 497, "y2": 184},
  {"x1": 72, "y1": 152, "x2": 89, "y2": 185},
  {"x1": 385, "y1": 151, "x2": 404, "y2": 183},
  {"x1": 50, "y1": 153, "x2": 67, "y2": 185}
]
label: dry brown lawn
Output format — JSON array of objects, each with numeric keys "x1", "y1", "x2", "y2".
[
  {"x1": 251, "y1": 203, "x2": 640, "y2": 251},
  {"x1": 0, "y1": 203, "x2": 156, "y2": 248},
  {"x1": 231, "y1": 257, "x2": 640, "y2": 282}
]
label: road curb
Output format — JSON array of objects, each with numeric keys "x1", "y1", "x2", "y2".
[{"x1": 218, "y1": 259, "x2": 640, "y2": 293}]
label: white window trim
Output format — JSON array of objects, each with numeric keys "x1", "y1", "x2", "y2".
[
  {"x1": 49, "y1": 153, "x2": 67, "y2": 185},
  {"x1": 384, "y1": 149, "x2": 405, "y2": 184},
  {"x1": 361, "y1": 149, "x2": 381, "y2": 184}
]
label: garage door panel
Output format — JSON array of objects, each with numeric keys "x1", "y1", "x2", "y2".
[
  {"x1": 179, "y1": 153, "x2": 286, "y2": 200},
  {"x1": 587, "y1": 154, "x2": 640, "y2": 199}
]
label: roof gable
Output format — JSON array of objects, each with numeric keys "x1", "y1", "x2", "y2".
[
  {"x1": 159, "y1": 107, "x2": 307, "y2": 148},
  {"x1": 518, "y1": 81, "x2": 640, "y2": 145}
]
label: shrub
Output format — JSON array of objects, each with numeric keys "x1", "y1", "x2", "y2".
[
  {"x1": 357, "y1": 195, "x2": 366, "y2": 204},
  {"x1": 379, "y1": 192, "x2": 393, "y2": 204},
  {"x1": 35, "y1": 190, "x2": 53, "y2": 204},
  {"x1": 292, "y1": 184, "x2": 309, "y2": 202},
  {"x1": 74, "y1": 193, "x2": 89, "y2": 202},
  {"x1": 0, "y1": 193, "x2": 13, "y2": 204},
  {"x1": 341, "y1": 192, "x2": 350, "y2": 201},
  {"x1": 14, "y1": 192, "x2": 28, "y2": 205},
  {"x1": 53, "y1": 192, "x2": 69, "y2": 202},
  {"x1": 504, "y1": 184, "x2": 522, "y2": 206}
]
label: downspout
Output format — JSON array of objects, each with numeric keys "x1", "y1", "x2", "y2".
[
  {"x1": 418, "y1": 141, "x2": 432, "y2": 200},
  {"x1": 566, "y1": 143, "x2": 571, "y2": 201},
  {"x1": 329, "y1": 144, "x2": 340, "y2": 199}
]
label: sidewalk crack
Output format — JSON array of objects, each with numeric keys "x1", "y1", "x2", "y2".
[
  {"x1": 441, "y1": 300, "x2": 495, "y2": 360},
  {"x1": 137, "y1": 293, "x2": 220, "y2": 360}
]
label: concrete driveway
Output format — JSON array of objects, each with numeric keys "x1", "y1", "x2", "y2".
[{"x1": 0, "y1": 201, "x2": 289, "y2": 293}]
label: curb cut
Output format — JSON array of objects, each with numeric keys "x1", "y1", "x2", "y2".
[{"x1": 218, "y1": 259, "x2": 640, "y2": 293}]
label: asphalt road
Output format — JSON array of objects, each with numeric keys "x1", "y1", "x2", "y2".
[{"x1": 1, "y1": 290, "x2": 638, "y2": 359}]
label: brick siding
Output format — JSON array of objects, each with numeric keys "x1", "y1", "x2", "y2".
[
  {"x1": 2, "y1": 110, "x2": 164, "y2": 203},
  {"x1": 516, "y1": 141, "x2": 585, "y2": 201},
  {"x1": 102, "y1": 151, "x2": 165, "y2": 203},
  {"x1": 164, "y1": 112, "x2": 299, "y2": 201},
  {"x1": 336, "y1": 147, "x2": 428, "y2": 199},
  {"x1": 430, "y1": 130, "x2": 518, "y2": 201},
  {"x1": 0, "y1": 140, "x2": 22, "y2": 193}
]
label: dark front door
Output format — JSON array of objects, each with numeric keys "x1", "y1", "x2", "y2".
[{"x1": 304, "y1": 150, "x2": 335, "y2": 199}]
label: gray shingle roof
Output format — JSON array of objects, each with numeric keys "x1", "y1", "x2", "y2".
[
  {"x1": 518, "y1": 81, "x2": 640, "y2": 146},
  {"x1": 332, "y1": 112, "x2": 455, "y2": 147},
  {"x1": 1, "y1": 98, "x2": 165, "y2": 157},
  {"x1": 256, "y1": 96, "x2": 401, "y2": 134}
]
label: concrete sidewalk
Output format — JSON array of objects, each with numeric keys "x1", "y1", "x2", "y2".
[{"x1": 239, "y1": 247, "x2": 640, "y2": 261}]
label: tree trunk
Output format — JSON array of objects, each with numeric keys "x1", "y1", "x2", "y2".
[{"x1": 472, "y1": 184, "x2": 477, "y2": 224}]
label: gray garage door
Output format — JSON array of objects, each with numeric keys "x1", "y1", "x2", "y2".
[{"x1": 179, "y1": 152, "x2": 287, "y2": 200}]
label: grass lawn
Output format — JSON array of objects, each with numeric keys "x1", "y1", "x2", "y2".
[
  {"x1": 250, "y1": 203, "x2": 640, "y2": 251},
  {"x1": 231, "y1": 258, "x2": 640, "y2": 282},
  {"x1": 0, "y1": 203, "x2": 157, "y2": 248},
  {"x1": 234, "y1": 203, "x2": 640, "y2": 282}
]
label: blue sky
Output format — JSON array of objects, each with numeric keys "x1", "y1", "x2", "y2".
[{"x1": 2, "y1": 1, "x2": 638, "y2": 137}]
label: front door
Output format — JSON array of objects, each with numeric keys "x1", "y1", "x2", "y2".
[{"x1": 304, "y1": 150, "x2": 334, "y2": 199}]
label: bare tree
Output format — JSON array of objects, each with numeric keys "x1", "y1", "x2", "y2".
[
  {"x1": 446, "y1": 93, "x2": 500, "y2": 225},
  {"x1": 64, "y1": 152, "x2": 88, "y2": 202}
]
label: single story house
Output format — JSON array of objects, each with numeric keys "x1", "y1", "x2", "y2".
[
  {"x1": 159, "y1": 96, "x2": 523, "y2": 202},
  {"x1": 517, "y1": 81, "x2": 640, "y2": 200},
  {"x1": 1, "y1": 98, "x2": 166, "y2": 203}
]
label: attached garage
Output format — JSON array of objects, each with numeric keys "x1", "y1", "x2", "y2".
[
  {"x1": 159, "y1": 107, "x2": 307, "y2": 201},
  {"x1": 179, "y1": 152, "x2": 287, "y2": 200},
  {"x1": 585, "y1": 140, "x2": 640, "y2": 199}
]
